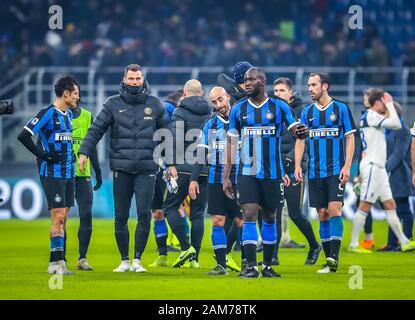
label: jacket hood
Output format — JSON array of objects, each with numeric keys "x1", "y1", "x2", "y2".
[
  {"x1": 119, "y1": 80, "x2": 150, "y2": 105},
  {"x1": 179, "y1": 96, "x2": 213, "y2": 116},
  {"x1": 289, "y1": 92, "x2": 303, "y2": 110},
  {"x1": 217, "y1": 73, "x2": 247, "y2": 102}
]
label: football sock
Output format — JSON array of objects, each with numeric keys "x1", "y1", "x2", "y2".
[
  {"x1": 242, "y1": 221, "x2": 258, "y2": 268},
  {"x1": 261, "y1": 220, "x2": 277, "y2": 266},
  {"x1": 154, "y1": 219, "x2": 168, "y2": 256},
  {"x1": 329, "y1": 216, "x2": 343, "y2": 262},
  {"x1": 386, "y1": 210, "x2": 409, "y2": 245},
  {"x1": 364, "y1": 211, "x2": 373, "y2": 234},
  {"x1": 319, "y1": 220, "x2": 330, "y2": 258},
  {"x1": 50, "y1": 235, "x2": 65, "y2": 262},
  {"x1": 350, "y1": 209, "x2": 367, "y2": 248},
  {"x1": 212, "y1": 225, "x2": 227, "y2": 268}
]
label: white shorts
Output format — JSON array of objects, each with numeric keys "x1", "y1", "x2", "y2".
[{"x1": 359, "y1": 163, "x2": 393, "y2": 204}]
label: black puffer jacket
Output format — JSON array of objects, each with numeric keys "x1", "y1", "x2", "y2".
[
  {"x1": 79, "y1": 82, "x2": 169, "y2": 173},
  {"x1": 278, "y1": 93, "x2": 309, "y2": 174},
  {"x1": 170, "y1": 96, "x2": 213, "y2": 174},
  {"x1": 217, "y1": 73, "x2": 247, "y2": 105}
]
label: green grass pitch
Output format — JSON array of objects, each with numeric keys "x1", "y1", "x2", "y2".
[{"x1": 0, "y1": 218, "x2": 414, "y2": 300}]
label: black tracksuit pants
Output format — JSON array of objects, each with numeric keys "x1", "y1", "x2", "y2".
[
  {"x1": 75, "y1": 176, "x2": 93, "y2": 260},
  {"x1": 275, "y1": 181, "x2": 319, "y2": 258},
  {"x1": 163, "y1": 173, "x2": 207, "y2": 260},
  {"x1": 113, "y1": 170, "x2": 156, "y2": 261}
]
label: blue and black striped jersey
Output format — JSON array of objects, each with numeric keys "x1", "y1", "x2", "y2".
[
  {"x1": 24, "y1": 105, "x2": 74, "y2": 178},
  {"x1": 300, "y1": 100, "x2": 356, "y2": 179},
  {"x1": 228, "y1": 97, "x2": 298, "y2": 179},
  {"x1": 198, "y1": 114, "x2": 238, "y2": 184}
]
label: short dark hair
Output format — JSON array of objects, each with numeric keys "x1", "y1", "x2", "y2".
[
  {"x1": 54, "y1": 75, "x2": 80, "y2": 97},
  {"x1": 165, "y1": 89, "x2": 183, "y2": 105},
  {"x1": 309, "y1": 72, "x2": 330, "y2": 90},
  {"x1": 246, "y1": 67, "x2": 266, "y2": 81},
  {"x1": 368, "y1": 88, "x2": 385, "y2": 107},
  {"x1": 124, "y1": 64, "x2": 142, "y2": 76},
  {"x1": 273, "y1": 77, "x2": 293, "y2": 90}
]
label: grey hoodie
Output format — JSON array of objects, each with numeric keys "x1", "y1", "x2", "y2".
[{"x1": 170, "y1": 96, "x2": 213, "y2": 174}]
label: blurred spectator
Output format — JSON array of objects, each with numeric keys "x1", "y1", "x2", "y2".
[{"x1": 0, "y1": 0, "x2": 414, "y2": 88}]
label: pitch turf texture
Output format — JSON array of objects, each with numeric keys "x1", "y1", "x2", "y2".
[{"x1": 0, "y1": 219, "x2": 414, "y2": 300}]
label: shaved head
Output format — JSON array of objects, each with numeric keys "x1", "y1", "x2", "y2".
[
  {"x1": 184, "y1": 79, "x2": 203, "y2": 97},
  {"x1": 209, "y1": 86, "x2": 231, "y2": 118},
  {"x1": 209, "y1": 86, "x2": 228, "y2": 99}
]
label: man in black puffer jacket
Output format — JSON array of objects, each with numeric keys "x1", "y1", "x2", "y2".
[
  {"x1": 78, "y1": 64, "x2": 170, "y2": 273},
  {"x1": 163, "y1": 79, "x2": 213, "y2": 268},
  {"x1": 272, "y1": 77, "x2": 321, "y2": 265},
  {"x1": 217, "y1": 61, "x2": 253, "y2": 105}
]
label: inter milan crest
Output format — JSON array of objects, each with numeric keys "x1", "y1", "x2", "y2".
[
  {"x1": 55, "y1": 194, "x2": 62, "y2": 203},
  {"x1": 144, "y1": 107, "x2": 152, "y2": 115},
  {"x1": 330, "y1": 113, "x2": 337, "y2": 122},
  {"x1": 266, "y1": 112, "x2": 274, "y2": 120}
]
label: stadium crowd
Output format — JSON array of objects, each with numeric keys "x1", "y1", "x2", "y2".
[{"x1": 1, "y1": 0, "x2": 415, "y2": 87}]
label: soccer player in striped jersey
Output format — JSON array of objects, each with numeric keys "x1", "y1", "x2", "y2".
[
  {"x1": 189, "y1": 86, "x2": 243, "y2": 275},
  {"x1": 295, "y1": 72, "x2": 356, "y2": 273},
  {"x1": 224, "y1": 68, "x2": 308, "y2": 278},
  {"x1": 18, "y1": 75, "x2": 80, "y2": 275},
  {"x1": 349, "y1": 89, "x2": 415, "y2": 253}
]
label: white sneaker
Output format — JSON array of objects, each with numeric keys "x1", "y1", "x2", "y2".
[
  {"x1": 77, "y1": 258, "x2": 94, "y2": 271},
  {"x1": 131, "y1": 259, "x2": 147, "y2": 273},
  {"x1": 113, "y1": 260, "x2": 133, "y2": 273},
  {"x1": 47, "y1": 262, "x2": 58, "y2": 274},
  {"x1": 55, "y1": 260, "x2": 75, "y2": 275},
  {"x1": 317, "y1": 265, "x2": 331, "y2": 274}
]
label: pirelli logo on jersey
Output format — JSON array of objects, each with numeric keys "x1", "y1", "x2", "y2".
[
  {"x1": 242, "y1": 126, "x2": 276, "y2": 137},
  {"x1": 55, "y1": 132, "x2": 73, "y2": 142},
  {"x1": 309, "y1": 128, "x2": 339, "y2": 138}
]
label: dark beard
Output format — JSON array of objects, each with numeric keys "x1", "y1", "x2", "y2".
[{"x1": 246, "y1": 87, "x2": 260, "y2": 98}]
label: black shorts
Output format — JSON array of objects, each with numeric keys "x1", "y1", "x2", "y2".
[
  {"x1": 236, "y1": 175, "x2": 284, "y2": 210},
  {"x1": 308, "y1": 175, "x2": 344, "y2": 209},
  {"x1": 151, "y1": 174, "x2": 167, "y2": 210},
  {"x1": 40, "y1": 176, "x2": 75, "y2": 210},
  {"x1": 207, "y1": 183, "x2": 242, "y2": 218}
]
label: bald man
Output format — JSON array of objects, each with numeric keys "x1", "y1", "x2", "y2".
[
  {"x1": 189, "y1": 87, "x2": 243, "y2": 275},
  {"x1": 162, "y1": 79, "x2": 213, "y2": 268}
]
